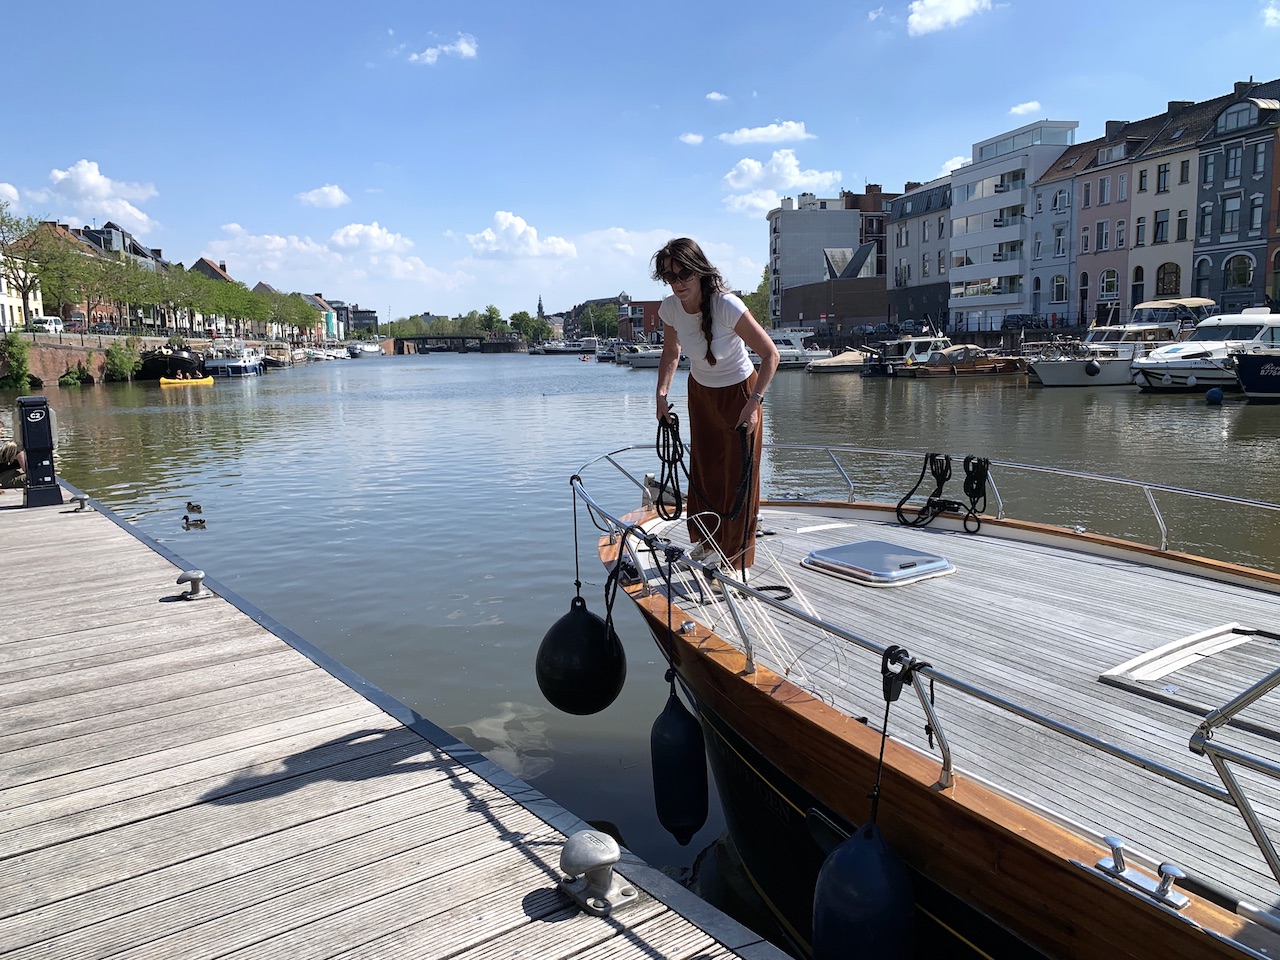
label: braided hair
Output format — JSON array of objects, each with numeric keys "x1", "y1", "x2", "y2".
[{"x1": 651, "y1": 238, "x2": 726, "y2": 366}]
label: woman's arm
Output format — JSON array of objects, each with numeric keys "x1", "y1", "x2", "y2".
[
  {"x1": 655, "y1": 329, "x2": 682, "y2": 421},
  {"x1": 734, "y1": 309, "x2": 778, "y2": 430}
]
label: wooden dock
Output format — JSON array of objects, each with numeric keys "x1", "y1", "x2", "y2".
[{"x1": 0, "y1": 491, "x2": 787, "y2": 960}]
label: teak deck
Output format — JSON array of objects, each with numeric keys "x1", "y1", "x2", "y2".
[{"x1": 0, "y1": 493, "x2": 786, "y2": 960}]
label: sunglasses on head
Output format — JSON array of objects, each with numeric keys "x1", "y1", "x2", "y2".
[{"x1": 662, "y1": 266, "x2": 697, "y2": 284}]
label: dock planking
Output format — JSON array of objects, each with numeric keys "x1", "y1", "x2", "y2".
[{"x1": 0, "y1": 492, "x2": 787, "y2": 960}]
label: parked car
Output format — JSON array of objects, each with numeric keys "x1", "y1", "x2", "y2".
[
  {"x1": 899, "y1": 319, "x2": 919, "y2": 334},
  {"x1": 90, "y1": 322, "x2": 120, "y2": 335},
  {"x1": 1002, "y1": 314, "x2": 1045, "y2": 330},
  {"x1": 28, "y1": 316, "x2": 65, "y2": 333}
]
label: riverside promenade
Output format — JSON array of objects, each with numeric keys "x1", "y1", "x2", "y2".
[{"x1": 0, "y1": 489, "x2": 787, "y2": 960}]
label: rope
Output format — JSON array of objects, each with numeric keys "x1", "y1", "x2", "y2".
[
  {"x1": 961, "y1": 456, "x2": 990, "y2": 533},
  {"x1": 895, "y1": 453, "x2": 960, "y2": 528}
]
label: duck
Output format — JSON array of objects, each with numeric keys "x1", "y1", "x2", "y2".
[
  {"x1": 182, "y1": 514, "x2": 206, "y2": 529},
  {"x1": 186, "y1": 501, "x2": 202, "y2": 513}
]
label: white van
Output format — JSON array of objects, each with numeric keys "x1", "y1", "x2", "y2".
[{"x1": 29, "y1": 316, "x2": 65, "y2": 333}]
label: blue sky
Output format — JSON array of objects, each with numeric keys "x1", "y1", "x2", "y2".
[{"x1": 4, "y1": 1, "x2": 1279, "y2": 323}]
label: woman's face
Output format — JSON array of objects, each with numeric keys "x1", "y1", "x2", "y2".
[{"x1": 663, "y1": 258, "x2": 701, "y2": 310}]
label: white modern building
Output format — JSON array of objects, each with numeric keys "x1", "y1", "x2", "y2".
[
  {"x1": 948, "y1": 120, "x2": 1078, "y2": 332},
  {"x1": 766, "y1": 193, "x2": 862, "y2": 327}
]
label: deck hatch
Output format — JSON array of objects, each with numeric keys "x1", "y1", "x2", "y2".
[{"x1": 800, "y1": 539, "x2": 955, "y2": 587}]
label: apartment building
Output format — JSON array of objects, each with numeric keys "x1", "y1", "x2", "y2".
[{"x1": 886, "y1": 177, "x2": 951, "y2": 328}]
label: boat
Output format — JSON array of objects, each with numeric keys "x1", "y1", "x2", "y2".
[
  {"x1": 1233, "y1": 345, "x2": 1280, "y2": 402},
  {"x1": 262, "y1": 341, "x2": 294, "y2": 368},
  {"x1": 907, "y1": 343, "x2": 1028, "y2": 378},
  {"x1": 861, "y1": 333, "x2": 953, "y2": 377},
  {"x1": 137, "y1": 344, "x2": 204, "y2": 380},
  {"x1": 537, "y1": 337, "x2": 599, "y2": 355},
  {"x1": 204, "y1": 339, "x2": 265, "y2": 378},
  {"x1": 158, "y1": 375, "x2": 214, "y2": 386},
  {"x1": 557, "y1": 441, "x2": 1280, "y2": 959},
  {"x1": 1029, "y1": 299, "x2": 1211, "y2": 388},
  {"x1": 622, "y1": 346, "x2": 689, "y2": 370},
  {"x1": 805, "y1": 346, "x2": 873, "y2": 374},
  {"x1": 347, "y1": 341, "x2": 383, "y2": 357},
  {"x1": 1130, "y1": 308, "x2": 1280, "y2": 391},
  {"x1": 752, "y1": 328, "x2": 833, "y2": 369}
]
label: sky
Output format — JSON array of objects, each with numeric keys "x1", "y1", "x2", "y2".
[{"x1": 4, "y1": 1, "x2": 1280, "y2": 324}]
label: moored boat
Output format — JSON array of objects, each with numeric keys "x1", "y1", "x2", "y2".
[
  {"x1": 862, "y1": 333, "x2": 953, "y2": 377},
  {"x1": 1233, "y1": 345, "x2": 1280, "y2": 402},
  {"x1": 805, "y1": 346, "x2": 873, "y2": 374},
  {"x1": 1131, "y1": 308, "x2": 1280, "y2": 391},
  {"x1": 137, "y1": 344, "x2": 204, "y2": 381},
  {"x1": 204, "y1": 339, "x2": 265, "y2": 378},
  {"x1": 751, "y1": 328, "x2": 833, "y2": 369},
  {"x1": 1029, "y1": 307, "x2": 1189, "y2": 387},
  {"x1": 907, "y1": 343, "x2": 1027, "y2": 378},
  {"x1": 559, "y1": 442, "x2": 1280, "y2": 959}
]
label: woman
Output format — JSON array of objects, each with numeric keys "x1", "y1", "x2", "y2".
[{"x1": 651, "y1": 237, "x2": 779, "y2": 573}]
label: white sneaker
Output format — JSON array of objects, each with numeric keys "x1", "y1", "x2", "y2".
[{"x1": 688, "y1": 541, "x2": 715, "y2": 563}]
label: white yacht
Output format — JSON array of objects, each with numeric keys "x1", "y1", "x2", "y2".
[
  {"x1": 1131, "y1": 308, "x2": 1280, "y2": 391},
  {"x1": 751, "y1": 328, "x2": 832, "y2": 369},
  {"x1": 862, "y1": 333, "x2": 953, "y2": 377},
  {"x1": 204, "y1": 339, "x2": 265, "y2": 378},
  {"x1": 1029, "y1": 318, "x2": 1183, "y2": 387}
]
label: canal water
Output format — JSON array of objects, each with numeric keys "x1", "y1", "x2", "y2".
[{"x1": 5, "y1": 353, "x2": 1278, "y2": 945}]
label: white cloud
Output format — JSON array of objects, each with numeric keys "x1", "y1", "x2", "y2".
[
  {"x1": 466, "y1": 211, "x2": 576, "y2": 258},
  {"x1": 1265, "y1": 1, "x2": 1280, "y2": 26},
  {"x1": 907, "y1": 0, "x2": 992, "y2": 36},
  {"x1": 679, "y1": 132, "x2": 704, "y2": 145},
  {"x1": 37, "y1": 159, "x2": 158, "y2": 235},
  {"x1": 868, "y1": 6, "x2": 885, "y2": 20},
  {"x1": 1010, "y1": 100, "x2": 1041, "y2": 116},
  {"x1": 297, "y1": 184, "x2": 351, "y2": 208},
  {"x1": 937, "y1": 155, "x2": 970, "y2": 178},
  {"x1": 721, "y1": 149, "x2": 842, "y2": 217},
  {"x1": 0, "y1": 183, "x2": 18, "y2": 207},
  {"x1": 717, "y1": 120, "x2": 815, "y2": 145},
  {"x1": 330, "y1": 221, "x2": 414, "y2": 253},
  {"x1": 409, "y1": 32, "x2": 478, "y2": 65},
  {"x1": 706, "y1": 91, "x2": 728, "y2": 101}
]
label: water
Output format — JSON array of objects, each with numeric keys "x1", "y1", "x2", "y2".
[{"x1": 5, "y1": 355, "x2": 1278, "y2": 936}]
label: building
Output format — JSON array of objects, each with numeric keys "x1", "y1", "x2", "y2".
[
  {"x1": 299, "y1": 293, "x2": 338, "y2": 341},
  {"x1": 948, "y1": 120, "x2": 1078, "y2": 333},
  {"x1": 887, "y1": 177, "x2": 952, "y2": 330},
  {"x1": 766, "y1": 192, "x2": 862, "y2": 328},
  {"x1": 1192, "y1": 80, "x2": 1280, "y2": 311},
  {"x1": 0, "y1": 256, "x2": 43, "y2": 332}
]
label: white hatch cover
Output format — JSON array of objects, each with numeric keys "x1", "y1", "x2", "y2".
[{"x1": 800, "y1": 539, "x2": 955, "y2": 587}]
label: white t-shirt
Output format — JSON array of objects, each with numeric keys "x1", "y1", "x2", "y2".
[{"x1": 659, "y1": 292, "x2": 752, "y2": 387}]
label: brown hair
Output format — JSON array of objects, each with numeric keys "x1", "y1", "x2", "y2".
[{"x1": 651, "y1": 238, "x2": 726, "y2": 365}]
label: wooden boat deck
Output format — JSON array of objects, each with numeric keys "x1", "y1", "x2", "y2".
[
  {"x1": 0, "y1": 495, "x2": 787, "y2": 960},
  {"x1": 636, "y1": 503, "x2": 1280, "y2": 918}
]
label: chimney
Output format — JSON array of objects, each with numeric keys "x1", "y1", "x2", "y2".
[
  {"x1": 218, "y1": 260, "x2": 227, "y2": 273},
  {"x1": 904, "y1": 181, "x2": 923, "y2": 192},
  {"x1": 151, "y1": 248, "x2": 162, "y2": 259},
  {"x1": 864, "y1": 183, "x2": 882, "y2": 194},
  {"x1": 1235, "y1": 80, "x2": 1254, "y2": 96},
  {"x1": 1105, "y1": 120, "x2": 1127, "y2": 139}
]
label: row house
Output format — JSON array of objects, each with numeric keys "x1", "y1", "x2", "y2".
[{"x1": 887, "y1": 176, "x2": 952, "y2": 328}]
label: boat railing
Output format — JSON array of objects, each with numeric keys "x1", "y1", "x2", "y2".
[{"x1": 574, "y1": 442, "x2": 1280, "y2": 896}]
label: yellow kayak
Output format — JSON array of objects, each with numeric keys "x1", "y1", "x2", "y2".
[{"x1": 159, "y1": 376, "x2": 214, "y2": 386}]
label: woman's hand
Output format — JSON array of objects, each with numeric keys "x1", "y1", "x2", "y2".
[
  {"x1": 657, "y1": 394, "x2": 672, "y2": 421},
  {"x1": 737, "y1": 397, "x2": 761, "y2": 431}
]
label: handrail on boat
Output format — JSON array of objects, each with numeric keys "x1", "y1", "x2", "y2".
[{"x1": 572, "y1": 442, "x2": 1280, "y2": 895}]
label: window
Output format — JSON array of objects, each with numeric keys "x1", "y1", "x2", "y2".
[
  {"x1": 1035, "y1": 192, "x2": 1044, "y2": 214},
  {"x1": 1199, "y1": 206, "x2": 1213, "y2": 237},
  {"x1": 1255, "y1": 144, "x2": 1267, "y2": 176},
  {"x1": 1203, "y1": 153, "x2": 1216, "y2": 185},
  {"x1": 1195, "y1": 257, "x2": 1212, "y2": 297},
  {"x1": 1051, "y1": 274, "x2": 1068, "y2": 304},
  {"x1": 1132, "y1": 266, "x2": 1145, "y2": 307},
  {"x1": 1153, "y1": 209, "x2": 1170, "y2": 243},
  {"x1": 1138, "y1": 169, "x2": 1149, "y2": 192},
  {"x1": 1116, "y1": 219, "x2": 1126, "y2": 249},
  {"x1": 1223, "y1": 196, "x2": 1241, "y2": 234},
  {"x1": 921, "y1": 219, "x2": 930, "y2": 243},
  {"x1": 937, "y1": 250, "x2": 946, "y2": 275},
  {"x1": 1156, "y1": 163, "x2": 1170, "y2": 193},
  {"x1": 1224, "y1": 254, "x2": 1253, "y2": 289},
  {"x1": 1053, "y1": 226, "x2": 1066, "y2": 257},
  {"x1": 1051, "y1": 188, "x2": 1069, "y2": 212},
  {"x1": 938, "y1": 216, "x2": 946, "y2": 238},
  {"x1": 1217, "y1": 102, "x2": 1258, "y2": 134},
  {"x1": 1099, "y1": 269, "x2": 1119, "y2": 299},
  {"x1": 1156, "y1": 263, "x2": 1181, "y2": 296},
  {"x1": 1081, "y1": 225, "x2": 1090, "y2": 253},
  {"x1": 1250, "y1": 196, "x2": 1263, "y2": 232},
  {"x1": 1118, "y1": 173, "x2": 1128, "y2": 201},
  {"x1": 1099, "y1": 177, "x2": 1111, "y2": 205},
  {"x1": 1082, "y1": 182, "x2": 1091, "y2": 208},
  {"x1": 1176, "y1": 210, "x2": 1188, "y2": 242},
  {"x1": 921, "y1": 252, "x2": 930, "y2": 278},
  {"x1": 1226, "y1": 144, "x2": 1243, "y2": 179},
  {"x1": 1097, "y1": 220, "x2": 1110, "y2": 251},
  {"x1": 1135, "y1": 216, "x2": 1146, "y2": 246},
  {"x1": 1032, "y1": 232, "x2": 1043, "y2": 259},
  {"x1": 1179, "y1": 159, "x2": 1191, "y2": 183}
]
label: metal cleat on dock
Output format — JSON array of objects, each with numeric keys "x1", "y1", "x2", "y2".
[
  {"x1": 558, "y1": 829, "x2": 639, "y2": 917},
  {"x1": 176, "y1": 569, "x2": 214, "y2": 600},
  {"x1": 71, "y1": 495, "x2": 91, "y2": 512}
]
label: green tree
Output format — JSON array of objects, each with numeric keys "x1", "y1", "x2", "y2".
[
  {"x1": 0, "y1": 202, "x2": 47, "y2": 324},
  {"x1": 481, "y1": 304, "x2": 503, "y2": 334},
  {"x1": 0, "y1": 333, "x2": 31, "y2": 389},
  {"x1": 581, "y1": 303, "x2": 618, "y2": 339},
  {"x1": 103, "y1": 336, "x2": 142, "y2": 382},
  {"x1": 741, "y1": 267, "x2": 769, "y2": 325},
  {"x1": 30, "y1": 226, "x2": 92, "y2": 320},
  {"x1": 508, "y1": 310, "x2": 535, "y2": 339}
]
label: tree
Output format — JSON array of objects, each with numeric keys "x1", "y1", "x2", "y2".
[
  {"x1": 481, "y1": 304, "x2": 503, "y2": 334},
  {"x1": 581, "y1": 303, "x2": 618, "y2": 339},
  {"x1": 741, "y1": 267, "x2": 769, "y2": 325},
  {"x1": 31, "y1": 227, "x2": 93, "y2": 320},
  {"x1": 508, "y1": 310, "x2": 535, "y2": 339},
  {"x1": 0, "y1": 202, "x2": 47, "y2": 324}
]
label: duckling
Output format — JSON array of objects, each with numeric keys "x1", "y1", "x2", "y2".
[
  {"x1": 186, "y1": 501, "x2": 202, "y2": 513},
  {"x1": 182, "y1": 514, "x2": 206, "y2": 529}
]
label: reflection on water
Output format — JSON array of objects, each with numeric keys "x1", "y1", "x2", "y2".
[{"x1": 6, "y1": 355, "x2": 1278, "y2": 905}]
